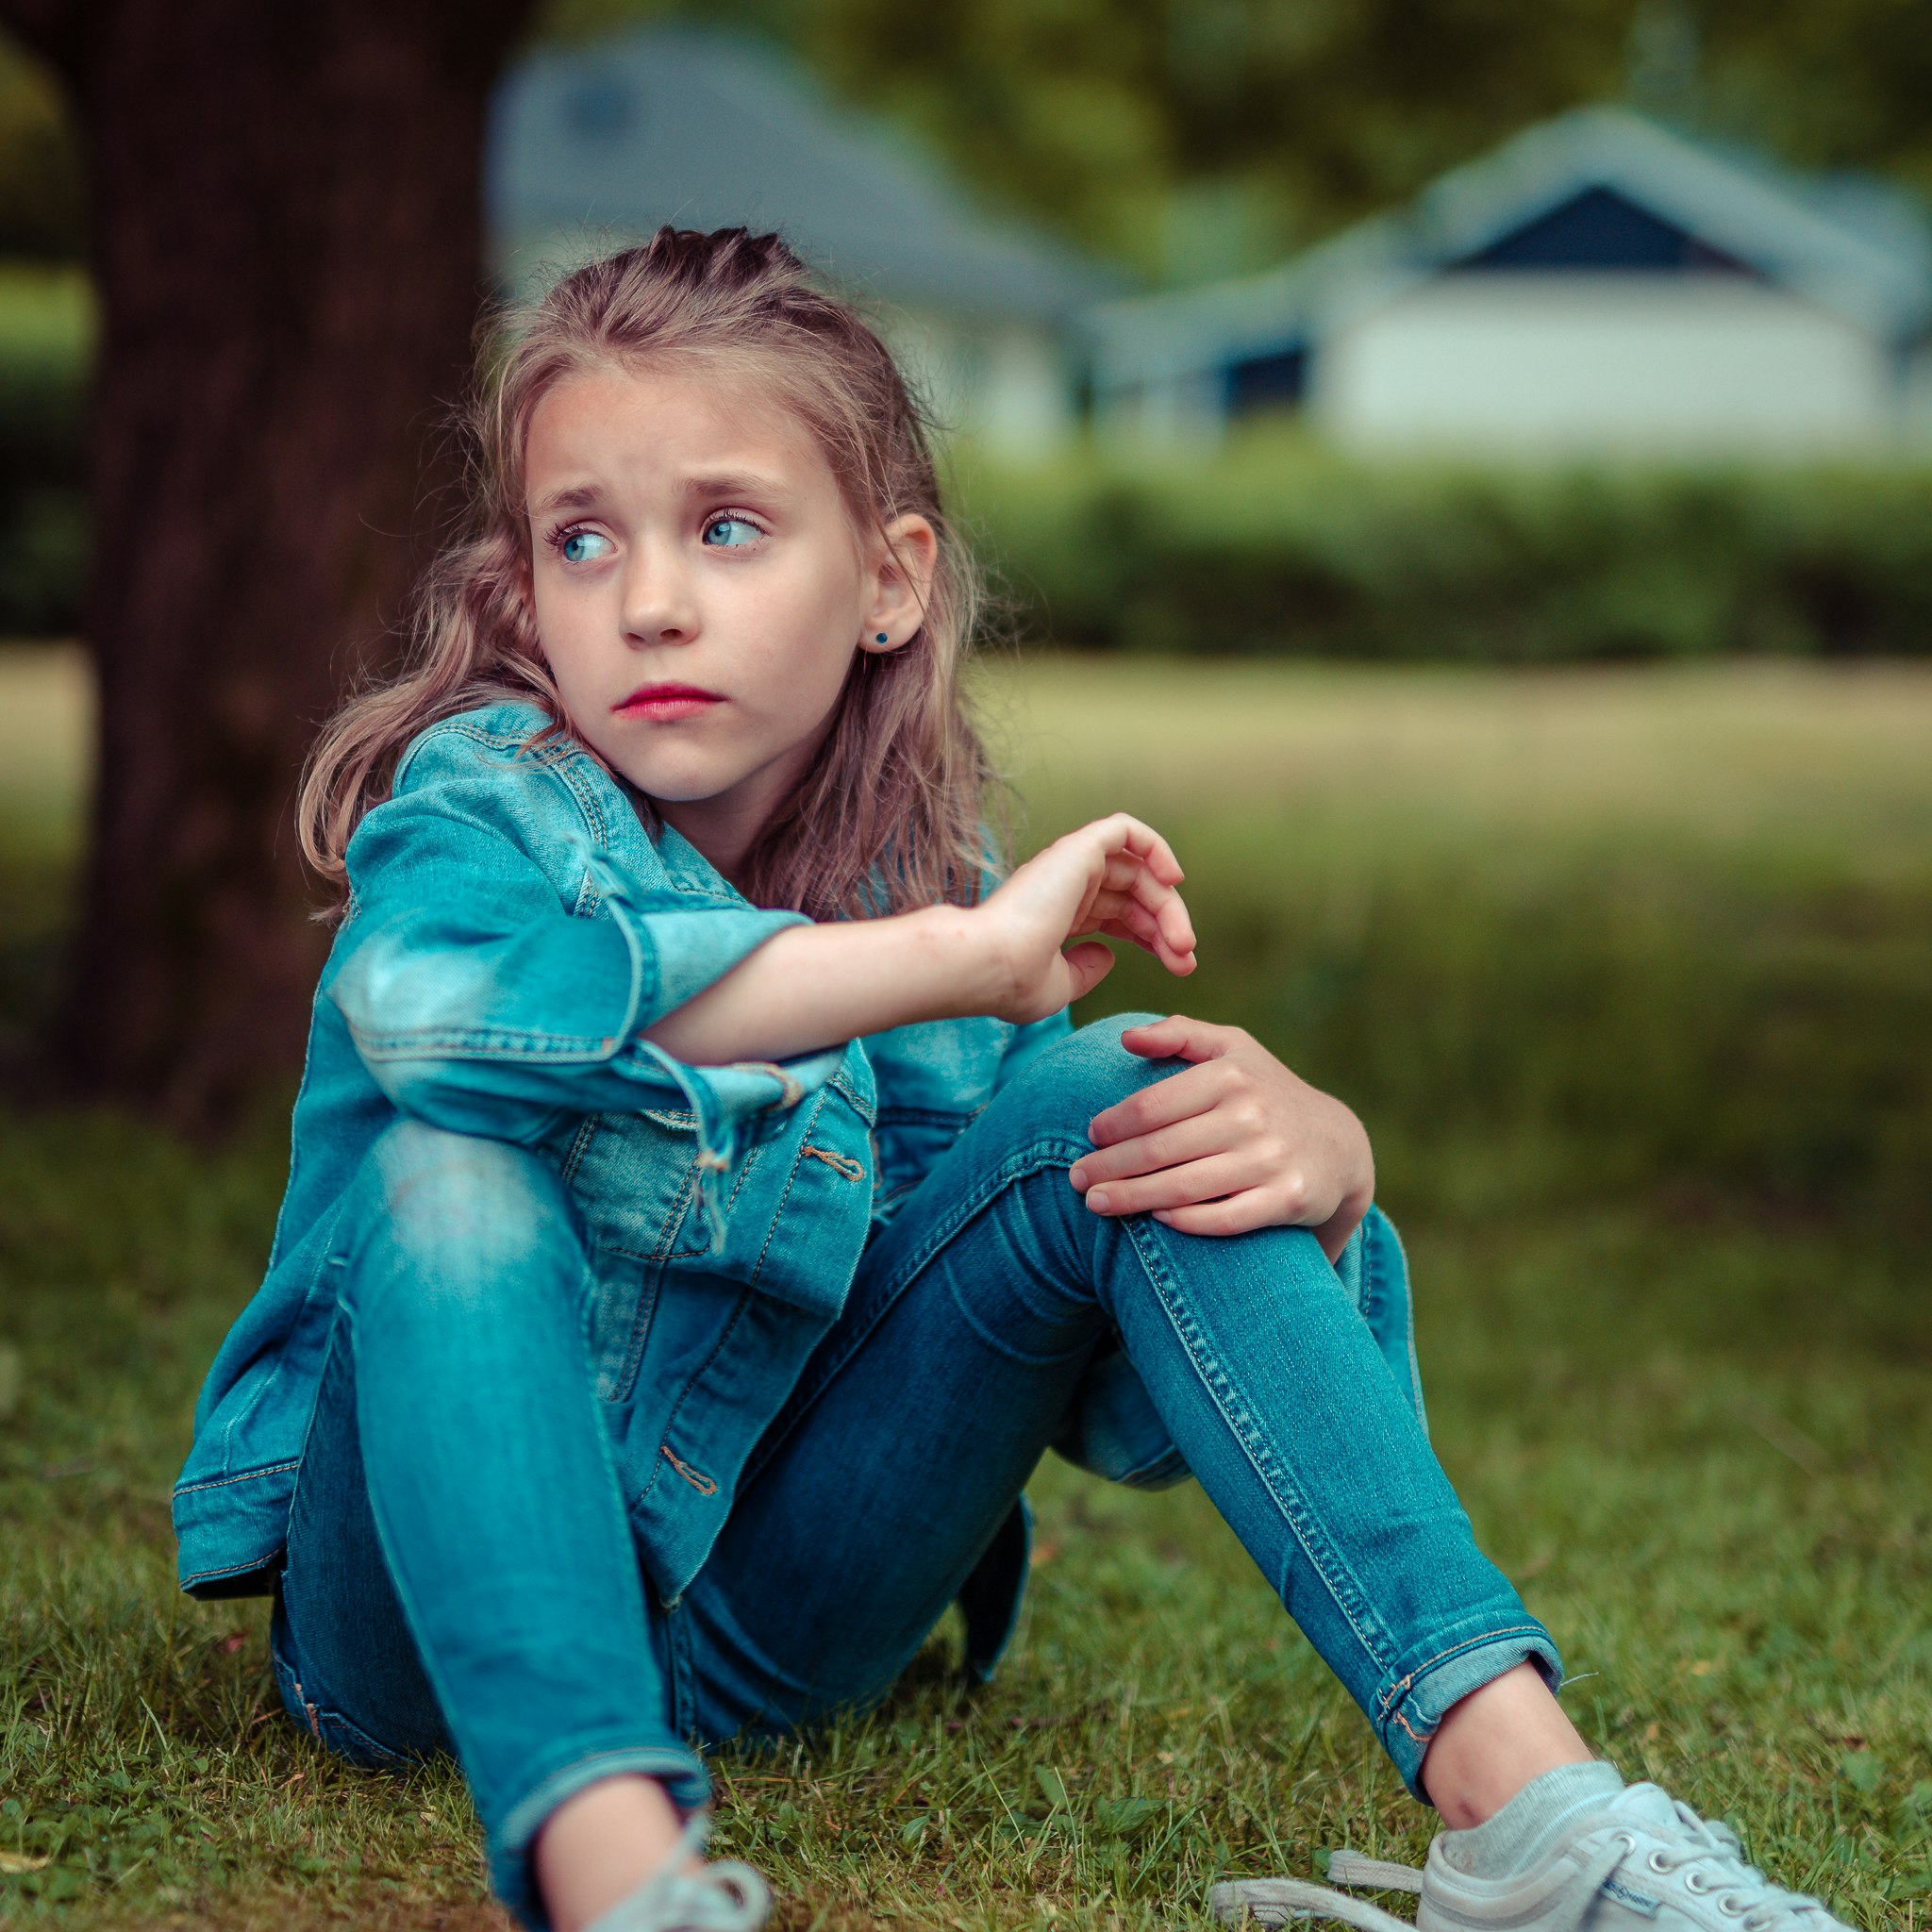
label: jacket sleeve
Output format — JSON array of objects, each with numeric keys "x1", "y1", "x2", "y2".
[{"x1": 327, "y1": 736, "x2": 842, "y2": 1199}]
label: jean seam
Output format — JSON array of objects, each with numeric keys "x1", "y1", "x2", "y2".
[
  {"x1": 1119, "y1": 1216, "x2": 1396, "y2": 1684},
  {"x1": 747, "y1": 1090, "x2": 831, "y2": 1290},
  {"x1": 664, "y1": 1601, "x2": 695, "y2": 1735},
  {"x1": 215, "y1": 1194, "x2": 353, "y2": 1473},
  {"x1": 1385, "y1": 1217, "x2": 1428, "y2": 1429},
  {"x1": 655, "y1": 1155, "x2": 705, "y2": 1264},
  {"x1": 173, "y1": 1457, "x2": 302, "y2": 1499},
  {"x1": 608, "y1": 1143, "x2": 702, "y2": 1402},
  {"x1": 633, "y1": 1288, "x2": 752, "y2": 1507},
  {"x1": 560, "y1": 1113, "x2": 601, "y2": 1186}
]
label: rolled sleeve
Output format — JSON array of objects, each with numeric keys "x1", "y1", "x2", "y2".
[{"x1": 327, "y1": 743, "x2": 838, "y2": 1234}]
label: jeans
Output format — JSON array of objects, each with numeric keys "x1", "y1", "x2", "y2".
[{"x1": 272, "y1": 1017, "x2": 1559, "y2": 1927}]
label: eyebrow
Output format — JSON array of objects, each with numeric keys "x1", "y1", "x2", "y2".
[
  {"x1": 529, "y1": 484, "x2": 606, "y2": 519},
  {"x1": 527, "y1": 471, "x2": 793, "y2": 520},
  {"x1": 679, "y1": 471, "x2": 791, "y2": 503}
]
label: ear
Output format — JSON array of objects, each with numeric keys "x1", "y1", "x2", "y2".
[{"x1": 859, "y1": 513, "x2": 940, "y2": 654}]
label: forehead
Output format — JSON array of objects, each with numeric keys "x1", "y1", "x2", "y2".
[{"x1": 524, "y1": 357, "x2": 828, "y2": 495}]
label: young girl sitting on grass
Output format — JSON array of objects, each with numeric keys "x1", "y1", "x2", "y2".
[{"x1": 174, "y1": 227, "x2": 1848, "y2": 1932}]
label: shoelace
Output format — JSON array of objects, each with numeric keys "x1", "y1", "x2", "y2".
[
  {"x1": 1208, "y1": 1792, "x2": 1840, "y2": 1932},
  {"x1": 1208, "y1": 1856, "x2": 1417, "y2": 1932},
  {"x1": 659, "y1": 1858, "x2": 771, "y2": 1932},
  {"x1": 1628, "y1": 1794, "x2": 1833, "y2": 1932}
]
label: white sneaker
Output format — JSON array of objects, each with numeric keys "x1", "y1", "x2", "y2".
[
  {"x1": 580, "y1": 1816, "x2": 772, "y2": 1932},
  {"x1": 1210, "y1": 1783, "x2": 1848, "y2": 1932}
]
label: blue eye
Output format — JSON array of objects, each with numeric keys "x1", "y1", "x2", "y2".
[
  {"x1": 702, "y1": 516, "x2": 761, "y2": 548},
  {"x1": 559, "y1": 528, "x2": 612, "y2": 564}
]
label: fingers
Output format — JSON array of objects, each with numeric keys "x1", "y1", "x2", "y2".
[
  {"x1": 1058, "y1": 940, "x2": 1116, "y2": 1005},
  {"x1": 1075, "y1": 1151, "x2": 1261, "y2": 1217},
  {"x1": 1091, "y1": 903, "x2": 1196, "y2": 976},
  {"x1": 1069, "y1": 1108, "x2": 1232, "y2": 1190},
  {"x1": 1086, "y1": 1058, "x2": 1232, "y2": 1149},
  {"x1": 1118, "y1": 1014, "x2": 1235, "y2": 1064},
  {"x1": 1150, "y1": 1193, "x2": 1277, "y2": 1238},
  {"x1": 1087, "y1": 812, "x2": 1185, "y2": 888},
  {"x1": 1086, "y1": 875, "x2": 1195, "y2": 973}
]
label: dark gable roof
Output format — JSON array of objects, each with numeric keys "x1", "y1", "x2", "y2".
[
  {"x1": 1086, "y1": 108, "x2": 1932, "y2": 391},
  {"x1": 488, "y1": 25, "x2": 1126, "y2": 326}
]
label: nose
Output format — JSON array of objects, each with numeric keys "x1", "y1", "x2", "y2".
[{"x1": 620, "y1": 535, "x2": 699, "y2": 646}]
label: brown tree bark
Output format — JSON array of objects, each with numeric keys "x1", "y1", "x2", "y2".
[{"x1": 0, "y1": 0, "x2": 535, "y2": 1125}]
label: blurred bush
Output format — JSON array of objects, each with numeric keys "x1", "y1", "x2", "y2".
[
  {"x1": 962, "y1": 438, "x2": 1932, "y2": 660},
  {"x1": 0, "y1": 265, "x2": 86, "y2": 637},
  {"x1": 1079, "y1": 827, "x2": 1932, "y2": 1241}
]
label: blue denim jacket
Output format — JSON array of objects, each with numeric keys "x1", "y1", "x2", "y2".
[{"x1": 173, "y1": 700, "x2": 1201, "y2": 1645}]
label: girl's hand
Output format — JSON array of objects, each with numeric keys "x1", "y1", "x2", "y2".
[
  {"x1": 1068, "y1": 1017, "x2": 1374, "y2": 1260},
  {"x1": 975, "y1": 814, "x2": 1196, "y2": 1025}
]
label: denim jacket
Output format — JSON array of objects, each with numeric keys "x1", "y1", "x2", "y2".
[{"x1": 172, "y1": 698, "x2": 1207, "y2": 1669}]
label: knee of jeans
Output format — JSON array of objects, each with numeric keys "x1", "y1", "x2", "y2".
[
  {"x1": 1353, "y1": 1208, "x2": 1410, "y2": 1331},
  {"x1": 1003, "y1": 1012, "x2": 1177, "y2": 1144},
  {"x1": 347, "y1": 1120, "x2": 582, "y2": 1322}
]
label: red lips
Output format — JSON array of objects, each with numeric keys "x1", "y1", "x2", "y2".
[{"x1": 614, "y1": 682, "x2": 724, "y2": 721}]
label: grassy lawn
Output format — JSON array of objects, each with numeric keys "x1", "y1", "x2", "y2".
[{"x1": 2, "y1": 646, "x2": 1929, "y2": 1930}]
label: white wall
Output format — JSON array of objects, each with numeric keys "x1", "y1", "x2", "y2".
[
  {"x1": 879, "y1": 309, "x2": 1076, "y2": 458},
  {"x1": 1310, "y1": 273, "x2": 1898, "y2": 454},
  {"x1": 1091, "y1": 371, "x2": 1231, "y2": 448}
]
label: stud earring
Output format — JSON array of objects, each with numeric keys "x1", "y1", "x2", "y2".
[{"x1": 874, "y1": 632, "x2": 890, "y2": 644}]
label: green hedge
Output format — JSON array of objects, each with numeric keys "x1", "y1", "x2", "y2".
[
  {"x1": 6, "y1": 296, "x2": 1932, "y2": 659},
  {"x1": 958, "y1": 439, "x2": 1932, "y2": 658}
]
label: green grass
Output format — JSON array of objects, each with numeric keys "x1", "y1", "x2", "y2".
[{"x1": 3, "y1": 649, "x2": 1929, "y2": 1929}]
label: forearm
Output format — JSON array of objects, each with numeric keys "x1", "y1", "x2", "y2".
[{"x1": 643, "y1": 906, "x2": 1003, "y2": 1065}]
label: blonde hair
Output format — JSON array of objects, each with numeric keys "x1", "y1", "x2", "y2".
[{"x1": 298, "y1": 226, "x2": 995, "y2": 920}]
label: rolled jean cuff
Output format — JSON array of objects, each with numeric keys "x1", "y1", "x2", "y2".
[
  {"x1": 492, "y1": 1735, "x2": 710, "y2": 1930},
  {"x1": 1375, "y1": 1623, "x2": 1565, "y2": 1803}
]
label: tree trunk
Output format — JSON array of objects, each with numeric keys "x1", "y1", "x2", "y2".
[{"x1": 1, "y1": 0, "x2": 533, "y2": 1125}]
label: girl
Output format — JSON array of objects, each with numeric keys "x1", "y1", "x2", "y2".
[{"x1": 174, "y1": 228, "x2": 1845, "y2": 1932}]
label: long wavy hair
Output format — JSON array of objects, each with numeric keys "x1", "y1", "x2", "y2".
[{"x1": 297, "y1": 226, "x2": 995, "y2": 921}]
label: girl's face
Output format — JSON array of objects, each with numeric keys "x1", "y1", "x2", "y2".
[{"x1": 524, "y1": 359, "x2": 935, "y2": 876}]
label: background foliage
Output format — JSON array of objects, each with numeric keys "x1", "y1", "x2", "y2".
[
  {"x1": 958, "y1": 442, "x2": 1932, "y2": 662},
  {"x1": 541, "y1": 0, "x2": 1932, "y2": 284},
  {"x1": 3, "y1": 0, "x2": 1930, "y2": 292},
  {"x1": 1, "y1": 3, "x2": 1928, "y2": 652}
]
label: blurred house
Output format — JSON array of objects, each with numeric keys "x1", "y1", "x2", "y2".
[
  {"x1": 488, "y1": 26, "x2": 1124, "y2": 456},
  {"x1": 1086, "y1": 108, "x2": 1932, "y2": 455}
]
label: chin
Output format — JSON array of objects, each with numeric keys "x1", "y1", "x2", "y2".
[{"x1": 618, "y1": 760, "x2": 739, "y2": 805}]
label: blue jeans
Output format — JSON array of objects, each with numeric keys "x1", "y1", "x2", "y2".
[{"x1": 272, "y1": 1020, "x2": 1559, "y2": 1927}]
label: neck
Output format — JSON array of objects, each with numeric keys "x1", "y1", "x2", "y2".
[
  {"x1": 652, "y1": 719, "x2": 835, "y2": 888},
  {"x1": 652, "y1": 745, "x2": 810, "y2": 888},
  {"x1": 654, "y1": 792, "x2": 771, "y2": 887}
]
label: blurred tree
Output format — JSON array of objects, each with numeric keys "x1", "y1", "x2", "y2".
[
  {"x1": 1695, "y1": 0, "x2": 1932, "y2": 202},
  {"x1": 543, "y1": 0, "x2": 1932, "y2": 283},
  {"x1": 0, "y1": 34, "x2": 78, "y2": 259},
  {"x1": 0, "y1": 1, "x2": 534, "y2": 1124}
]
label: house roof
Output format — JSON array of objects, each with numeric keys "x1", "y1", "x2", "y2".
[
  {"x1": 487, "y1": 26, "x2": 1126, "y2": 327},
  {"x1": 1085, "y1": 107, "x2": 1932, "y2": 390}
]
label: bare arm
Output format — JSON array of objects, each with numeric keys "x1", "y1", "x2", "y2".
[
  {"x1": 650, "y1": 812, "x2": 1376, "y2": 1257},
  {"x1": 645, "y1": 814, "x2": 1197, "y2": 1064}
]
